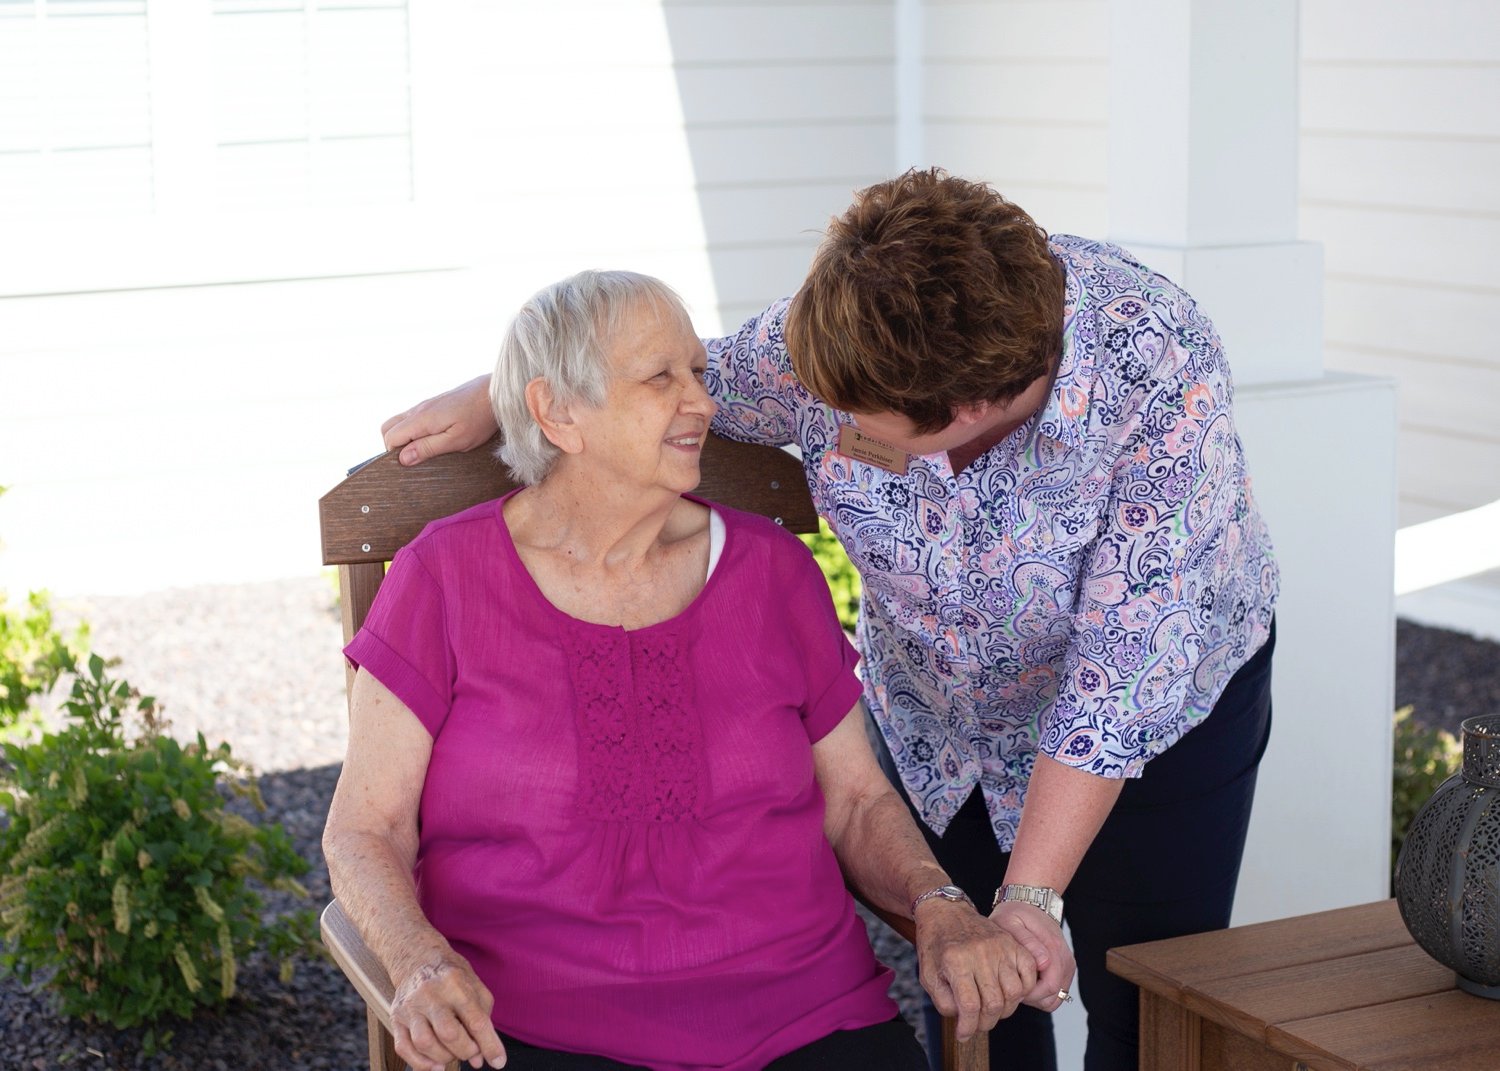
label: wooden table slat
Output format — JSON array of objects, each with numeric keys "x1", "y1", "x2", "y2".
[
  {"x1": 1181, "y1": 942, "x2": 1456, "y2": 1042},
  {"x1": 1107, "y1": 900, "x2": 1404, "y2": 1000},
  {"x1": 1267, "y1": 989, "x2": 1500, "y2": 1071},
  {"x1": 1110, "y1": 900, "x2": 1500, "y2": 1070}
]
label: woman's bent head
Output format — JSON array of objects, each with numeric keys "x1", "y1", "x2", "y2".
[
  {"x1": 786, "y1": 168, "x2": 1065, "y2": 434},
  {"x1": 492, "y1": 270, "x2": 692, "y2": 485}
]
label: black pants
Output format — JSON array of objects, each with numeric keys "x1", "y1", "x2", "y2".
[
  {"x1": 497, "y1": 1016, "x2": 926, "y2": 1070},
  {"x1": 877, "y1": 624, "x2": 1275, "y2": 1071}
]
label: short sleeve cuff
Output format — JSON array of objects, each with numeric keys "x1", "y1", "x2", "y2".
[
  {"x1": 801, "y1": 636, "x2": 864, "y2": 745},
  {"x1": 345, "y1": 629, "x2": 450, "y2": 737},
  {"x1": 1040, "y1": 705, "x2": 1153, "y2": 779}
]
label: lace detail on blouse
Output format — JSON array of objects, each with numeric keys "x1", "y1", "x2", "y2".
[{"x1": 564, "y1": 626, "x2": 702, "y2": 823}]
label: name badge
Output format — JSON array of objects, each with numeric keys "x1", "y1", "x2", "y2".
[{"x1": 837, "y1": 425, "x2": 909, "y2": 475}]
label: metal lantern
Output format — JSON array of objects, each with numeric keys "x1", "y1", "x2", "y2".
[{"x1": 1395, "y1": 714, "x2": 1500, "y2": 998}]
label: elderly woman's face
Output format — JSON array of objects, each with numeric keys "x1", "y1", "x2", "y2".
[{"x1": 572, "y1": 301, "x2": 714, "y2": 495}]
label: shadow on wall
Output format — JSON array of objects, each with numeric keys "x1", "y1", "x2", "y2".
[{"x1": 662, "y1": 4, "x2": 899, "y2": 329}]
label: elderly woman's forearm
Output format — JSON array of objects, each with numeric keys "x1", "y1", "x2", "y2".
[
  {"x1": 323, "y1": 827, "x2": 455, "y2": 983},
  {"x1": 833, "y1": 786, "x2": 953, "y2": 918},
  {"x1": 814, "y1": 708, "x2": 953, "y2": 917}
]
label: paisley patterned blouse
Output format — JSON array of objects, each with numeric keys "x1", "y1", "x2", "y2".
[{"x1": 704, "y1": 235, "x2": 1279, "y2": 848}]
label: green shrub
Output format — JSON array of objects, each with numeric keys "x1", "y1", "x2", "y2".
[
  {"x1": 1391, "y1": 706, "x2": 1461, "y2": 878},
  {"x1": 0, "y1": 486, "x2": 88, "y2": 740},
  {"x1": 801, "y1": 520, "x2": 862, "y2": 632},
  {"x1": 0, "y1": 589, "x2": 84, "y2": 740},
  {"x1": 0, "y1": 653, "x2": 316, "y2": 1036}
]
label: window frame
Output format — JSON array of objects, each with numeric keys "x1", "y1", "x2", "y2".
[{"x1": 0, "y1": 0, "x2": 471, "y2": 297}]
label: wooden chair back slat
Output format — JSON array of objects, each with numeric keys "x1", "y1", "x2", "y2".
[{"x1": 319, "y1": 432, "x2": 817, "y2": 571}]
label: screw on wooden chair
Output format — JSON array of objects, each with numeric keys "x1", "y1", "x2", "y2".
[
  {"x1": 361, "y1": 505, "x2": 370, "y2": 514},
  {"x1": 361, "y1": 543, "x2": 371, "y2": 552}
]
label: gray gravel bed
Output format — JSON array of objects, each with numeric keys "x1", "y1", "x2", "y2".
[{"x1": 1394, "y1": 618, "x2": 1500, "y2": 740}]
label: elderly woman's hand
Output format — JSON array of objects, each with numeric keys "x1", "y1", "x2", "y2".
[
  {"x1": 381, "y1": 374, "x2": 497, "y2": 466},
  {"x1": 914, "y1": 900, "x2": 1039, "y2": 1041},
  {"x1": 390, "y1": 950, "x2": 506, "y2": 1071}
]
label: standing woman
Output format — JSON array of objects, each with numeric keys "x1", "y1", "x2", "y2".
[{"x1": 380, "y1": 170, "x2": 1279, "y2": 1071}]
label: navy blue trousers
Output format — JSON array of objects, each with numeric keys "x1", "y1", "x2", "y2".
[{"x1": 877, "y1": 625, "x2": 1275, "y2": 1071}]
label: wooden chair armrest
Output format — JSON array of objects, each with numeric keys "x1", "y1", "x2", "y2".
[
  {"x1": 321, "y1": 899, "x2": 396, "y2": 1029},
  {"x1": 322, "y1": 899, "x2": 456, "y2": 1071}
]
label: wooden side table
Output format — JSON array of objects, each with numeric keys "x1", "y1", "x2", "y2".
[{"x1": 1107, "y1": 899, "x2": 1500, "y2": 1070}]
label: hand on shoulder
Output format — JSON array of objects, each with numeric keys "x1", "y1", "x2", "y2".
[{"x1": 382, "y1": 374, "x2": 498, "y2": 466}]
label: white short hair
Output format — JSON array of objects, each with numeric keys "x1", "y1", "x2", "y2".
[{"x1": 492, "y1": 270, "x2": 689, "y2": 485}]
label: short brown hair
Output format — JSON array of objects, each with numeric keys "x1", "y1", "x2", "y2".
[{"x1": 786, "y1": 168, "x2": 1064, "y2": 433}]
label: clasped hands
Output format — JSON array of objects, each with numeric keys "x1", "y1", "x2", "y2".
[{"x1": 916, "y1": 897, "x2": 1077, "y2": 1041}]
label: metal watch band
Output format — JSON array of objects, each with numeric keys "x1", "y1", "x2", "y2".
[
  {"x1": 910, "y1": 884, "x2": 974, "y2": 916},
  {"x1": 995, "y1": 883, "x2": 1064, "y2": 924}
]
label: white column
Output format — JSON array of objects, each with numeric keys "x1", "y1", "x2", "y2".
[
  {"x1": 1108, "y1": 0, "x2": 1323, "y2": 384},
  {"x1": 1109, "y1": 0, "x2": 1396, "y2": 926},
  {"x1": 894, "y1": 0, "x2": 925, "y2": 171}
]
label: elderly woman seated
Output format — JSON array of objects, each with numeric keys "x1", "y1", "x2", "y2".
[{"x1": 322, "y1": 271, "x2": 1039, "y2": 1071}]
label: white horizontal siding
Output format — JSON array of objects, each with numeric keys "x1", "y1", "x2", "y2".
[
  {"x1": 917, "y1": 1, "x2": 1108, "y2": 240},
  {"x1": 1325, "y1": 344, "x2": 1500, "y2": 446},
  {"x1": 460, "y1": 0, "x2": 895, "y2": 328},
  {"x1": 923, "y1": 120, "x2": 1107, "y2": 192},
  {"x1": 661, "y1": 0, "x2": 888, "y2": 5},
  {"x1": 694, "y1": 241, "x2": 824, "y2": 307},
  {"x1": 925, "y1": 0, "x2": 1106, "y2": 60},
  {"x1": 494, "y1": 182, "x2": 859, "y2": 255},
  {"x1": 1302, "y1": 64, "x2": 1500, "y2": 138},
  {"x1": 481, "y1": 3, "x2": 892, "y2": 64},
  {"x1": 1302, "y1": 0, "x2": 1500, "y2": 62},
  {"x1": 1301, "y1": 0, "x2": 1500, "y2": 535},
  {"x1": 670, "y1": 122, "x2": 895, "y2": 185},
  {"x1": 473, "y1": 124, "x2": 892, "y2": 194},
  {"x1": 1305, "y1": 204, "x2": 1500, "y2": 291},
  {"x1": 1301, "y1": 133, "x2": 1500, "y2": 216},
  {"x1": 1323, "y1": 277, "x2": 1500, "y2": 366},
  {"x1": 1398, "y1": 429, "x2": 1500, "y2": 518},
  {"x1": 924, "y1": 58, "x2": 1106, "y2": 124}
]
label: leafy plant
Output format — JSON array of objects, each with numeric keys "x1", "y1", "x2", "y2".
[
  {"x1": 801, "y1": 519, "x2": 862, "y2": 632},
  {"x1": 0, "y1": 589, "x2": 84, "y2": 740},
  {"x1": 1391, "y1": 706, "x2": 1461, "y2": 878},
  {"x1": 0, "y1": 653, "x2": 317, "y2": 1036},
  {"x1": 0, "y1": 486, "x2": 88, "y2": 739}
]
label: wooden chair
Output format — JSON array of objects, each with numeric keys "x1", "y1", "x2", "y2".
[{"x1": 317, "y1": 431, "x2": 988, "y2": 1071}]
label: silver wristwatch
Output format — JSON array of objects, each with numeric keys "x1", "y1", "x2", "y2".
[
  {"x1": 910, "y1": 884, "x2": 973, "y2": 916},
  {"x1": 995, "y1": 883, "x2": 1064, "y2": 924}
]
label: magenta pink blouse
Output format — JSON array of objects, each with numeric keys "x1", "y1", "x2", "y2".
[{"x1": 345, "y1": 493, "x2": 896, "y2": 1070}]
